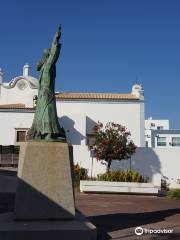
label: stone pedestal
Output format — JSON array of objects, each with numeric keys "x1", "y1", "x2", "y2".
[{"x1": 14, "y1": 142, "x2": 75, "y2": 220}]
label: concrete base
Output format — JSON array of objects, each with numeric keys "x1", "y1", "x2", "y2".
[
  {"x1": 0, "y1": 211, "x2": 97, "y2": 240},
  {"x1": 80, "y1": 180, "x2": 159, "y2": 194},
  {"x1": 14, "y1": 142, "x2": 75, "y2": 220}
]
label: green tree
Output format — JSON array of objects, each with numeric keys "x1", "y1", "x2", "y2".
[{"x1": 88, "y1": 122, "x2": 137, "y2": 172}]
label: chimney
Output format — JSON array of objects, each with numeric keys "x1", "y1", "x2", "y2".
[
  {"x1": 132, "y1": 84, "x2": 144, "y2": 100},
  {"x1": 23, "y1": 64, "x2": 30, "y2": 76}
]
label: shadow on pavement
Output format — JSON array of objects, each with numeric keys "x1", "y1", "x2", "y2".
[
  {"x1": 89, "y1": 208, "x2": 180, "y2": 239},
  {"x1": 0, "y1": 193, "x2": 15, "y2": 213},
  {"x1": 0, "y1": 169, "x2": 17, "y2": 176}
]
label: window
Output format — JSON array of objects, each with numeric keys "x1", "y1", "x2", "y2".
[
  {"x1": 157, "y1": 126, "x2": 164, "y2": 130},
  {"x1": 86, "y1": 134, "x2": 95, "y2": 145},
  {"x1": 157, "y1": 137, "x2": 166, "y2": 146},
  {"x1": 15, "y1": 129, "x2": 28, "y2": 143},
  {"x1": 16, "y1": 131, "x2": 26, "y2": 142},
  {"x1": 172, "y1": 137, "x2": 180, "y2": 146}
]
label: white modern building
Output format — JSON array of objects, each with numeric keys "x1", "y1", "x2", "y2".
[
  {"x1": 145, "y1": 117, "x2": 180, "y2": 148},
  {"x1": 145, "y1": 117, "x2": 169, "y2": 147},
  {"x1": 150, "y1": 130, "x2": 180, "y2": 148},
  {"x1": 145, "y1": 117, "x2": 169, "y2": 130},
  {"x1": 0, "y1": 65, "x2": 145, "y2": 175}
]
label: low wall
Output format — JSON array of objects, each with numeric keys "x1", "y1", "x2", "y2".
[
  {"x1": 80, "y1": 180, "x2": 159, "y2": 194},
  {"x1": 111, "y1": 147, "x2": 180, "y2": 189}
]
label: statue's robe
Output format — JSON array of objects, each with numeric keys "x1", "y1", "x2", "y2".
[{"x1": 27, "y1": 41, "x2": 65, "y2": 140}]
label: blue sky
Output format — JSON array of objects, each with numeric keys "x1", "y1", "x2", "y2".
[{"x1": 0, "y1": 0, "x2": 180, "y2": 128}]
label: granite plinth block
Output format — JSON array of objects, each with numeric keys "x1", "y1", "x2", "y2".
[{"x1": 14, "y1": 142, "x2": 75, "y2": 220}]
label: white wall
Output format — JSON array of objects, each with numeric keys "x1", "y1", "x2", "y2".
[
  {"x1": 0, "y1": 86, "x2": 37, "y2": 107},
  {"x1": 56, "y1": 100, "x2": 145, "y2": 175},
  {"x1": 0, "y1": 98, "x2": 145, "y2": 177},
  {"x1": 0, "y1": 110, "x2": 108, "y2": 175},
  {"x1": 0, "y1": 111, "x2": 34, "y2": 145},
  {"x1": 111, "y1": 147, "x2": 180, "y2": 189},
  {"x1": 57, "y1": 100, "x2": 144, "y2": 147},
  {"x1": 154, "y1": 148, "x2": 180, "y2": 188},
  {"x1": 1, "y1": 110, "x2": 179, "y2": 190}
]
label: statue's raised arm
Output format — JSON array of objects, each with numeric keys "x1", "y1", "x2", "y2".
[{"x1": 46, "y1": 26, "x2": 62, "y2": 67}]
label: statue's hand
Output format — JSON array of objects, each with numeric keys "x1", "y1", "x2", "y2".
[
  {"x1": 55, "y1": 25, "x2": 61, "y2": 39},
  {"x1": 52, "y1": 25, "x2": 61, "y2": 47}
]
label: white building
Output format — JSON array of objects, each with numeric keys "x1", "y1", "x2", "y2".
[
  {"x1": 150, "y1": 130, "x2": 180, "y2": 148},
  {"x1": 145, "y1": 117, "x2": 180, "y2": 148},
  {"x1": 145, "y1": 117, "x2": 169, "y2": 147},
  {"x1": 145, "y1": 117, "x2": 169, "y2": 130},
  {"x1": 0, "y1": 65, "x2": 145, "y2": 175},
  {"x1": 1, "y1": 65, "x2": 180, "y2": 188}
]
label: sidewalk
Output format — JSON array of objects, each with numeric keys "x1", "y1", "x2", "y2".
[{"x1": 76, "y1": 193, "x2": 180, "y2": 240}]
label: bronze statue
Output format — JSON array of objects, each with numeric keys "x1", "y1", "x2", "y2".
[{"x1": 27, "y1": 26, "x2": 66, "y2": 141}]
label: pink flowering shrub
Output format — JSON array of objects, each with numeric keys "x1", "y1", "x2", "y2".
[{"x1": 88, "y1": 122, "x2": 137, "y2": 171}]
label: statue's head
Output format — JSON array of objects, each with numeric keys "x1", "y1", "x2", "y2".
[{"x1": 36, "y1": 48, "x2": 51, "y2": 71}]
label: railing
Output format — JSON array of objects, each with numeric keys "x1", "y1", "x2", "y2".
[{"x1": 0, "y1": 145, "x2": 20, "y2": 167}]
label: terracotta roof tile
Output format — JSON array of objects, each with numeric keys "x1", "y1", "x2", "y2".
[
  {"x1": 0, "y1": 104, "x2": 34, "y2": 109},
  {"x1": 55, "y1": 92, "x2": 139, "y2": 100},
  {"x1": 0, "y1": 92, "x2": 139, "y2": 110}
]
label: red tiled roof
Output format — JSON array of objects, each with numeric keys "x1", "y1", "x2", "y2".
[
  {"x1": 0, "y1": 92, "x2": 139, "y2": 109},
  {"x1": 0, "y1": 104, "x2": 34, "y2": 109},
  {"x1": 55, "y1": 92, "x2": 139, "y2": 100}
]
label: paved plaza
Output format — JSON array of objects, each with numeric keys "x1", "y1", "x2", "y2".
[
  {"x1": 76, "y1": 193, "x2": 180, "y2": 239},
  {"x1": 0, "y1": 170, "x2": 180, "y2": 239}
]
